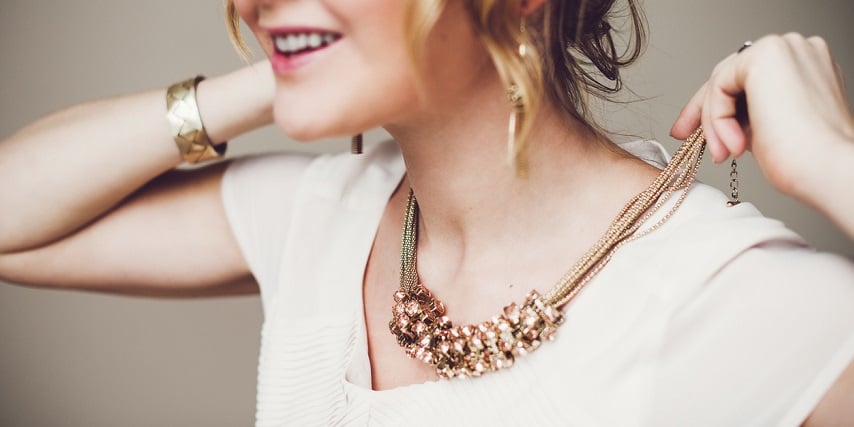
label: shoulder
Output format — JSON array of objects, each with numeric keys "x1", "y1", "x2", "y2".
[
  {"x1": 613, "y1": 179, "x2": 854, "y2": 314},
  {"x1": 295, "y1": 140, "x2": 406, "y2": 209},
  {"x1": 219, "y1": 141, "x2": 404, "y2": 311},
  {"x1": 306, "y1": 140, "x2": 405, "y2": 191},
  {"x1": 625, "y1": 185, "x2": 854, "y2": 426},
  {"x1": 652, "y1": 181, "x2": 851, "y2": 286},
  {"x1": 614, "y1": 182, "x2": 812, "y2": 301}
]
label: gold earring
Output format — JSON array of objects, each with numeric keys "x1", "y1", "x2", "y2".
[
  {"x1": 351, "y1": 133, "x2": 363, "y2": 155},
  {"x1": 726, "y1": 158, "x2": 741, "y2": 206},
  {"x1": 507, "y1": 84, "x2": 526, "y2": 175},
  {"x1": 518, "y1": 5, "x2": 528, "y2": 57},
  {"x1": 508, "y1": 11, "x2": 529, "y2": 177}
]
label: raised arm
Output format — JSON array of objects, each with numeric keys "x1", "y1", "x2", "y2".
[
  {"x1": 0, "y1": 62, "x2": 274, "y2": 296},
  {"x1": 670, "y1": 34, "x2": 854, "y2": 239}
]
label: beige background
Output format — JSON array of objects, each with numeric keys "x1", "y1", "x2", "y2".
[{"x1": 1, "y1": 0, "x2": 852, "y2": 425}]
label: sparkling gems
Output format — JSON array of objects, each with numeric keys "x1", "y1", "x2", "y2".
[
  {"x1": 405, "y1": 300, "x2": 420, "y2": 316},
  {"x1": 394, "y1": 303, "x2": 406, "y2": 315},
  {"x1": 413, "y1": 321, "x2": 427, "y2": 334},
  {"x1": 388, "y1": 284, "x2": 565, "y2": 379}
]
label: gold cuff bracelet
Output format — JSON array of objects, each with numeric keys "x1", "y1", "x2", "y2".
[{"x1": 165, "y1": 76, "x2": 227, "y2": 164}]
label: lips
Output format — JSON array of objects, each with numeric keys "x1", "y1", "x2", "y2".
[{"x1": 266, "y1": 27, "x2": 341, "y2": 75}]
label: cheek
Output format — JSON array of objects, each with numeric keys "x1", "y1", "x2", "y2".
[
  {"x1": 231, "y1": 0, "x2": 274, "y2": 57},
  {"x1": 271, "y1": 52, "x2": 420, "y2": 141},
  {"x1": 231, "y1": 0, "x2": 257, "y2": 27},
  {"x1": 418, "y1": 3, "x2": 493, "y2": 102},
  {"x1": 270, "y1": 1, "x2": 421, "y2": 140}
]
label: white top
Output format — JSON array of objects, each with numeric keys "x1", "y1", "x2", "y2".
[{"x1": 221, "y1": 140, "x2": 854, "y2": 427}]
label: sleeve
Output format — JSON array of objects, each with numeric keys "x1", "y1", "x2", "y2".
[
  {"x1": 220, "y1": 152, "x2": 315, "y2": 312},
  {"x1": 644, "y1": 243, "x2": 854, "y2": 426}
]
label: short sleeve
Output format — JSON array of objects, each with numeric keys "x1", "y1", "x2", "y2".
[
  {"x1": 645, "y1": 243, "x2": 854, "y2": 426},
  {"x1": 220, "y1": 152, "x2": 315, "y2": 312}
]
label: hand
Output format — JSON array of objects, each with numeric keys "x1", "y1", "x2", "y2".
[{"x1": 670, "y1": 33, "x2": 854, "y2": 201}]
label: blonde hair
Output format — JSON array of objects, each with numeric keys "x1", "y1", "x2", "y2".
[{"x1": 224, "y1": 0, "x2": 645, "y2": 171}]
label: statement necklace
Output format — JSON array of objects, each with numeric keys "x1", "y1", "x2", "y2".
[{"x1": 389, "y1": 129, "x2": 707, "y2": 379}]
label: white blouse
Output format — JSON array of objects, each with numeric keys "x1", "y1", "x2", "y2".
[{"x1": 221, "y1": 140, "x2": 854, "y2": 426}]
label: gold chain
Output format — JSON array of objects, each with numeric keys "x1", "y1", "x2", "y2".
[
  {"x1": 389, "y1": 128, "x2": 707, "y2": 379},
  {"x1": 727, "y1": 158, "x2": 741, "y2": 206}
]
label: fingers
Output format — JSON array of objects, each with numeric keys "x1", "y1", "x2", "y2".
[
  {"x1": 670, "y1": 83, "x2": 706, "y2": 139},
  {"x1": 702, "y1": 51, "x2": 749, "y2": 162},
  {"x1": 811, "y1": 36, "x2": 849, "y2": 107},
  {"x1": 672, "y1": 33, "x2": 838, "y2": 163},
  {"x1": 672, "y1": 51, "x2": 747, "y2": 163}
]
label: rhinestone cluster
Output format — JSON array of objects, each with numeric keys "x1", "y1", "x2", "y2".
[{"x1": 389, "y1": 285, "x2": 565, "y2": 379}]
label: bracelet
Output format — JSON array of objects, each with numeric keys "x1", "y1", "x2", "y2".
[{"x1": 165, "y1": 76, "x2": 227, "y2": 164}]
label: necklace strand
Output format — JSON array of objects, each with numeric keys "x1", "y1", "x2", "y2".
[{"x1": 389, "y1": 129, "x2": 707, "y2": 379}]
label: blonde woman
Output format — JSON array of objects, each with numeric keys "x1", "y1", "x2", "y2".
[{"x1": 1, "y1": 0, "x2": 852, "y2": 425}]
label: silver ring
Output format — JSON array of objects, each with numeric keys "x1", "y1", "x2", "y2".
[{"x1": 737, "y1": 41, "x2": 753, "y2": 54}]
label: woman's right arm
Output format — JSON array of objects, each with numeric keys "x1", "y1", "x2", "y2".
[{"x1": 0, "y1": 62, "x2": 274, "y2": 296}]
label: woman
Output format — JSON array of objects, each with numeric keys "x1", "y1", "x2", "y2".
[{"x1": 0, "y1": 0, "x2": 852, "y2": 425}]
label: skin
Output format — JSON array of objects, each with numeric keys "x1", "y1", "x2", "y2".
[{"x1": 0, "y1": 0, "x2": 850, "y2": 422}]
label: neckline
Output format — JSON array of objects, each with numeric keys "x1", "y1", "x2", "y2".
[{"x1": 341, "y1": 138, "x2": 676, "y2": 394}]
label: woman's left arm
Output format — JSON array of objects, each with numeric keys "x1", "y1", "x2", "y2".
[
  {"x1": 670, "y1": 33, "x2": 854, "y2": 424},
  {"x1": 670, "y1": 33, "x2": 854, "y2": 239}
]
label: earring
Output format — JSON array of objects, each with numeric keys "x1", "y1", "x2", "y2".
[
  {"x1": 351, "y1": 133, "x2": 363, "y2": 155},
  {"x1": 508, "y1": 11, "x2": 529, "y2": 176},
  {"x1": 726, "y1": 158, "x2": 741, "y2": 206},
  {"x1": 507, "y1": 84, "x2": 526, "y2": 175},
  {"x1": 518, "y1": 5, "x2": 528, "y2": 57}
]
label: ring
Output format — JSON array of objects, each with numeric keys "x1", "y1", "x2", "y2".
[{"x1": 737, "y1": 41, "x2": 753, "y2": 54}]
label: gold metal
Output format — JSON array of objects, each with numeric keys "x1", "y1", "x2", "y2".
[
  {"x1": 389, "y1": 128, "x2": 709, "y2": 379},
  {"x1": 507, "y1": 11, "x2": 529, "y2": 177},
  {"x1": 165, "y1": 76, "x2": 227, "y2": 164},
  {"x1": 518, "y1": 12, "x2": 528, "y2": 57},
  {"x1": 351, "y1": 134, "x2": 364, "y2": 155},
  {"x1": 726, "y1": 158, "x2": 741, "y2": 207},
  {"x1": 507, "y1": 84, "x2": 526, "y2": 176}
]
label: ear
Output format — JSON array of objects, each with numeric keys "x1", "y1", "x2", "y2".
[{"x1": 521, "y1": 0, "x2": 547, "y2": 15}]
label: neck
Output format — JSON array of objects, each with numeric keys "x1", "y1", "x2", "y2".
[{"x1": 384, "y1": 72, "x2": 648, "y2": 261}]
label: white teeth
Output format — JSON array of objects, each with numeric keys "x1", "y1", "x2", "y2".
[
  {"x1": 287, "y1": 34, "x2": 300, "y2": 50},
  {"x1": 274, "y1": 36, "x2": 289, "y2": 52},
  {"x1": 273, "y1": 32, "x2": 338, "y2": 55}
]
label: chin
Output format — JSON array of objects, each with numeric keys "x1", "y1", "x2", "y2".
[{"x1": 273, "y1": 107, "x2": 342, "y2": 142}]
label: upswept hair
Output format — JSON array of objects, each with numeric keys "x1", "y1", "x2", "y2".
[{"x1": 225, "y1": 0, "x2": 646, "y2": 170}]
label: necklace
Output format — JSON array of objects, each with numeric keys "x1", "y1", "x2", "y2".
[{"x1": 389, "y1": 129, "x2": 707, "y2": 379}]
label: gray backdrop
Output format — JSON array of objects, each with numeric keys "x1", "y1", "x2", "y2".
[{"x1": 1, "y1": 0, "x2": 852, "y2": 425}]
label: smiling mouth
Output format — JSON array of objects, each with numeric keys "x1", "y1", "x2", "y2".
[{"x1": 272, "y1": 32, "x2": 341, "y2": 56}]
